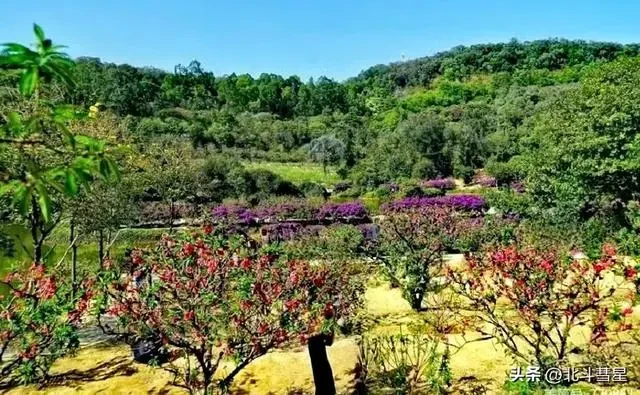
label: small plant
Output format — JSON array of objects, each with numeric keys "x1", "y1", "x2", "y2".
[{"x1": 356, "y1": 333, "x2": 450, "y2": 394}]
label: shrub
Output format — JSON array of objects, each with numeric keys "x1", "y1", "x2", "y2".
[
  {"x1": 453, "y1": 215, "x2": 518, "y2": 253},
  {"x1": 355, "y1": 333, "x2": 450, "y2": 394},
  {"x1": 333, "y1": 181, "x2": 352, "y2": 193},
  {"x1": 96, "y1": 229, "x2": 365, "y2": 393},
  {"x1": 299, "y1": 181, "x2": 326, "y2": 198},
  {"x1": 1, "y1": 265, "x2": 93, "y2": 385},
  {"x1": 283, "y1": 225, "x2": 367, "y2": 260},
  {"x1": 402, "y1": 186, "x2": 426, "y2": 198},
  {"x1": 446, "y1": 243, "x2": 635, "y2": 369},
  {"x1": 422, "y1": 178, "x2": 456, "y2": 191}
]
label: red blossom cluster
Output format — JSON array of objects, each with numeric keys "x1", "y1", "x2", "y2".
[
  {"x1": 447, "y1": 243, "x2": 637, "y2": 367},
  {"x1": 96, "y1": 227, "x2": 364, "y2": 391},
  {"x1": 1, "y1": 264, "x2": 93, "y2": 384}
]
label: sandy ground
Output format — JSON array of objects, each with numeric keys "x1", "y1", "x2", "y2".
[{"x1": 4, "y1": 254, "x2": 640, "y2": 394}]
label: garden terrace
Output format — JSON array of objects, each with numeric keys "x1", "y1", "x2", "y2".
[
  {"x1": 381, "y1": 194, "x2": 485, "y2": 213},
  {"x1": 211, "y1": 200, "x2": 371, "y2": 226}
]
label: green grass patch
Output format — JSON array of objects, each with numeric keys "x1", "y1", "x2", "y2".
[{"x1": 244, "y1": 161, "x2": 341, "y2": 186}]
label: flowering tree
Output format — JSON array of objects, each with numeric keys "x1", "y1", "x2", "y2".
[
  {"x1": 379, "y1": 206, "x2": 458, "y2": 310},
  {"x1": 95, "y1": 227, "x2": 364, "y2": 393},
  {"x1": 0, "y1": 264, "x2": 93, "y2": 385},
  {"x1": 446, "y1": 243, "x2": 637, "y2": 369}
]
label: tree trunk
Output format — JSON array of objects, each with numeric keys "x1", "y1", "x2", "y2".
[
  {"x1": 31, "y1": 197, "x2": 43, "y2": 264},
  {"x1": 98, "y1": 229, "x2": 104, "y2": 268},
  {"x1": 70, "y1": 219, "x2": 77, "y2": 297},
  {"x1": 169, "y1": 199, "x2": 175, "y2": 232},
  {"x1": 308, "y1": 334, "x2": 336, "y2": 395},
  {"x1": 410, "y1": 289, "x2": 425, "y2": 311}
]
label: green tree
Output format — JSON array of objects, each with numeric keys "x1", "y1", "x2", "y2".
[
  {"x1": 0, "y1": 24, "x2": 118, "y2": 263},
  {"x1": 308, "y1": 135, "x2": 345, "y2": 174}
]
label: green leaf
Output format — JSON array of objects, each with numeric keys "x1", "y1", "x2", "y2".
[
  {"x1": 19, "y1": 67, "x2": 38, "y2": 97},
  {"x1": 33, "y1": 24, "x2": 45, "y2": 43},
  {"x1": 34, "y1": 182, "x2": 52, "y2": 222},
  {"x1": 65, "y1": 171, "x2": 78, "y2": 195},
  {"x1": 11, "y1": 184, "x2": 32, "y2": 216}
]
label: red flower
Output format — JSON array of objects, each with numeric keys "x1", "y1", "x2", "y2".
[
  {"x1": 183, "y1": 310, "x2": 195, "y2": 321},
  {"x1": 622, "y1": 306, "x2": 634, "y2": 316},
  {"x1": 593, "y1": 261, "x2": 607, "y2": 275},
  {"x1": 240, "y1": 258, "x2": 251, "y2": 270},
  {"x1": 36, "y1": 277, "x2": 57, "y2": 300},
  {"x1": 181, "y1": 243, "x2": 195, "y2": 257},
  {"x1": 285, "y1": 299, "x2": 300, "y2": 312},
  {"x1": 203, "y1": 224, "x2": 214, "y2": 235},
  {"x1": 323, "y1": 302, "x2": 335, "y2": 318},
  {"x1": 131, "y1": 250, "x2": 144, "y2": 265},
  {"x1": 312, "y1": 276, "x2": 325, "y2": 287},
  {"x1": 602, "y1": 243, "x2": 617, "y2": 257},
  {"x1": 539, "y1": 260, "x2": 553, "y2": 274},
  {"x1": 624, "y1": 267, "x2": 638, "y2": 280},
  {"x1": 289, "y1": 271, "x2": 300, "y2": 285},
  {"x1": 257, "y1": 323, "x2": 269, "y2": 335}
]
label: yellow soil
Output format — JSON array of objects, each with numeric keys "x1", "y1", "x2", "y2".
[{"x1": 6, "y1": 262, "x2": 640, "y2": 394}]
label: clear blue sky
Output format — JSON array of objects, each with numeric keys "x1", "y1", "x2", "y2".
[{"x1": 3, "y1": 1, "x2": 640, "y2": 81}]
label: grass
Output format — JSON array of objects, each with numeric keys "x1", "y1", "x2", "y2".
[{"x1": 243, "y1": 161, "x2": 341, "y2": 186}]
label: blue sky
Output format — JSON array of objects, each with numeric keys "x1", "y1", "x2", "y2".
[{"x1": 3, "y1": 1, "x2": 640, "y2": 81}]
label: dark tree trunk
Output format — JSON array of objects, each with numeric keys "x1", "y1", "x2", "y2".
[
  {"x1": 308, "y1": 334, "x2": 336, "y2": 395},
  {"x1": 98, "y1": 229, "x2": 104, "y2": 268},
  {"x1": 70, "y1": 218, "x2": 77, "y2": 297}
]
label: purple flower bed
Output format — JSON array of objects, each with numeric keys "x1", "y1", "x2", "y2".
[
  {"x1": 211, "y1": 204, "x2": 255, "y2": 225},
  {"x1": 252, "y1": 199, "x2": 319, "y2": 222},
  {"x1": 422, "y1": 178, "x2": 456, "y2": 190},
  {"x1": 315, "y1": 201, "x2": 369, "y2": 220},
  {"x1": 382, "y1": 194, "x2": 485, "y2": 213},
  {"x1": 261, "y1": 222, "x2": 326, "y2": 242},
  {"x1": 212, "y1": 199, "x2": 369, "y2": 224}
]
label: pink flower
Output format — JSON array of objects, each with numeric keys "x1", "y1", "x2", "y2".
[{"x1": 36, "y1": 277, "x2": 57, "y2": 300}]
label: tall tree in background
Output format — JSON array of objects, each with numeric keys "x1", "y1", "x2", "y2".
[{"x1": 308, "y1": 135, "x2": 345, "y2": 175}]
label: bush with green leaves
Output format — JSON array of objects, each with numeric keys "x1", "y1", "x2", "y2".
[
  {"x1": 355, "y1": 333, "x2": 451, "y2": 394},
  {"x1": 282, "y1": 224, "x2": 366, "y2": 260}
]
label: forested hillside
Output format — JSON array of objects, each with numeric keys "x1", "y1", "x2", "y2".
[{"x1": 3, "y1": 36, "x2": 640, "y2": 237}]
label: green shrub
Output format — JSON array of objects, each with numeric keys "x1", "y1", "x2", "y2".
[
  {"x1": 298, "y1": 181, "x2": 326, "y2": 198},
  {"x1": 283, "y1": 225, "x2": 365, "y2": 260},
  {"x1": 356, "y1": 333, "x2": 451, "y2": 394}
]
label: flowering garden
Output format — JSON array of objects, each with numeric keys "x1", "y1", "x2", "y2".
[{"x1": 3, "y1": 23, "x2": 640, "y2": 395}]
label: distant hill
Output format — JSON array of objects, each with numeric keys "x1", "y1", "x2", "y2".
[{"x1": 351, "y1": 39, "x2": 640, "y2": 90}]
